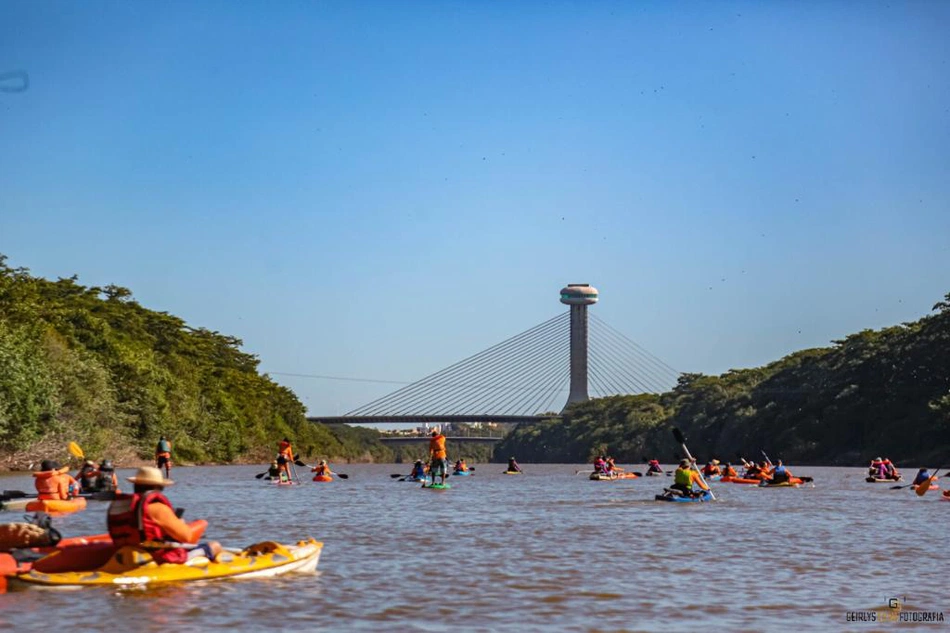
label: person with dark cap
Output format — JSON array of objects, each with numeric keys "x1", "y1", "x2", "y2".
[
  {"x1": 33, "y1": 460, "x2": 75, "y2": 501},
  {"x1": 506, "y1": 457, "x2": 523, "y2": 474},
  {"x1": 95, "y1": 460, "x2": 120, "y2": 493},
  {"x1": 107, "y1": 466, "x2": 221, "y2": 564},
  {"x1": 428, "y1": 429, "x2": 448, "y2": 486},
  {"x1": 77, "y1": 460, "x2": 99, "y2": 493}
]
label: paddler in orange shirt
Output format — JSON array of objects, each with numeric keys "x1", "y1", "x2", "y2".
[
  {"x1": 108, "y1": 466, "x2": 221, "y2": 564},
  {"x1": 277, "y1": 438, "x2": 296, "y2": 482},
  {"x1": 33, "y1": 460, "x2": 75, "y2": 500},
  {"x1": 428, "y1": 430, "x2": 448, "y2": 486}
]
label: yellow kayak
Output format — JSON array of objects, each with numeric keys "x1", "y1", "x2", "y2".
[{"x1": 14, "y1": 539, "x2": 322, "y2": 588}]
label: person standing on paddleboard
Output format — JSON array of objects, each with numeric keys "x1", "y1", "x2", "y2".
[
  {"x1": 155, "y1": 436, "x2": 173, "y2": 477},
  {"x1": 428, "y1": 430, "x2": 448, "y2": 487},
  {"x1": 277, "y1": 438, "x2": 296, "y2": 482}
]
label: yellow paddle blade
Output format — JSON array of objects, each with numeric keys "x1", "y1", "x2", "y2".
[{"x1": 67, "y1": 442, "x2": 84, "y2": 460}]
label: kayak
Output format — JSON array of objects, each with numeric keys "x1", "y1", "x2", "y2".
[
  {"x1": 720, "y1": 476, "x2": 761, "y2": 485},
  {"x1": 421, "y1": 483, "x2": 450, "y2": 490},
  {"x1": 312, "y1": 475, "x2": 333, "y2": 482},
  {"x1": 452, "y1": 470, "x2": 472, "y2": 476},
  {"x1": 866, "y1": 477, "x2": 902, "y2": 483},
  {"x1": 942, "y1": 491, "x2": 950, "y2": 501},
  {"x1": 758, "y1": 481, "x2": 801, "y2": 488},
  {"x1": 655, "y1": 491, "x2": 714, "y2": 503},
  {"x1": 78, "y1": 491, "x2": 118, "y2": 501},
  {"x1": 503, "y1": 471, "x2": 523, "y2": 475},
  {"x1": 24, "y1": 498, "x2": 87, "y2": 515},
  {"x1": 1, "y1": 498, "x2": 34, "y2": 512},
  {"x1": 12, "y1": 539, "x2": 323, "y2": 588},
  {"x1": 589, "y1": 472, "x2": 638, "y2": 481},
  {"x1": 404, "y1": 476, "x2": 426, "y2": 482},
  {"x1": 704, "y1": 475, "x2": 722, "y2": 482},
  {"x1": 645, "y1": 471, "x2": 666, "y2": 477}
]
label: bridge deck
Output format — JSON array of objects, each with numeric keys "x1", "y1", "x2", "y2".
[{"x1": 307, "y1": 415, "x2": 555, "y2": 425}]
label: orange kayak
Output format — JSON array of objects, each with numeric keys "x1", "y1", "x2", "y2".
[
  {"x1": 720, "y1": 476, "x2": 760, "y2": 485},
  {"x1": 312, "y1": 475, "x2": 333, "y2": 482},
  {"x1": 942, "y1": 490, "x2": 950, "y2": 501},
  {"x1": 24, "y1": 498, "x2": 87, "y2": 515}
]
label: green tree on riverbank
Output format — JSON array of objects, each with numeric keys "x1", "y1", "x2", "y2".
[
  {"x1": 496, "y1": 294, "x2": 950, "y2": 466},
  {"x1": 0, "y1": 255, "x2": 391, "y2": 467}
]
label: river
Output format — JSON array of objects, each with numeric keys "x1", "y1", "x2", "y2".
[{"x1": 1, "y1": 464, "x2": 946, "y2": 631}]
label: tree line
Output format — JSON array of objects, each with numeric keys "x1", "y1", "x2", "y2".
[
  {"x1": 495, "y1": 294, "x2": 950, "y2": 466},
  {"x1": 0, "y1": 255, "x2": 392, "y2": 467}
]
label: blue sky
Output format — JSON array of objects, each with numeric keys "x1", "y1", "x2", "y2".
[{"x1": 2, "y1": 1, "x2": 948, "y2": 417}]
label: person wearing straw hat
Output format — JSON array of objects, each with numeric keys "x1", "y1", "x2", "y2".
[
  {"x1": 701, "y1": 459, "x2": 721, "y2": 478},
  {"x1": 107, "y1": 466, "x2": 221, "y2": 564}
]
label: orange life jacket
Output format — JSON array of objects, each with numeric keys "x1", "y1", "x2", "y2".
[
  {"x1": 33, "y1": 470, "x2": 69, "y2": 500},
  {"x1": 278, "y1": 441, "x2": 294, "y2": 459},
  {"x1": 429, "y1": 435, "x2": 447, "y2": 459},
  {"x1": 107, "y1": 491, "x2": 187, "y2": 565}
]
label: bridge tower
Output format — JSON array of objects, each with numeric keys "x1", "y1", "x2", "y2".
[{"x1": 560, "y1": 283, "x2": 598, "y2": 411}]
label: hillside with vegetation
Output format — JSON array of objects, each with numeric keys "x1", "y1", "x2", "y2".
[
  {"x1": 495, "y1": 294, "x2": 950, "y2": 466},
  {"x1": 0, "y1": 255, "x2": 392, "y2": 469}
]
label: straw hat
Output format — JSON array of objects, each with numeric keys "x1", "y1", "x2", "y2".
[{"x1": 127, "y1": 466, "x2": 174, "y2": 487}]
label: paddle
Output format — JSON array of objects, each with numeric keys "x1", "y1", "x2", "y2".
[
  {"x1": 68, "y1": 441, "x2": 84, "y2": 460},
  {"x1": 0, "y1": 490, "x2": 28, "y2": 501},
  {"x1": 390, "y1": 474, "x2": 404, "y2": 478},
  {"x1": 575, "y1": 469, "x2": 593, "y2": 475},
  {"x1": 915, "y1": 468, "x2": 942, "y2": 497},
  {"x1": 671, "y1": 427, "x2": 715, "y2": 501},
  {"x1": 889, "y1": 473, "x2": 935, "y2": 490}
]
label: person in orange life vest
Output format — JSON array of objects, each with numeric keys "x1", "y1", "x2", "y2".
[
  {"x1": 155, "y1": 436, "x2": 173, "y2": 477},
  {"x1": 428, "y1": 430, "x2": 448, "y2": 486},
  {"x1": 277, "y1": 438, "x2": 295, "y2": 481},
  {"x1": 592, "y1": 456, "x2": 607, "y2": 474},
  {"x1": 454, "y1": 458, "x2": 469, "y2": 473},
  {"x1": 701, "y1": 460, "x2": 721, "y2": 477},
  {"x1": 34, "y1": 460, "x2": 75, "y2": 500},
  {"x1": 311, "y1": 460, "x2": 332, "y2": 477},
  {"x1": 95, "y1": 460, "x2": 120, "y2": 493},
  {"x1": 721, "y1": 462, "x2": 738, "y2": 478},
  {"x1": 107, "y1": 466, "x2": 220, "y2": 564},
  {"x1": 882, "y1": 458, "x2": 900, "y2": 480}
]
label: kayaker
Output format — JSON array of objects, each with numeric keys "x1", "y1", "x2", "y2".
[
  {"x1": 507, "y1": 457, "x2": 523, "y2": 473},
  {"x1": 882, "y1": 458, "x2": 900, "y2": 481},
  {"x1": 770, "y1": 460, "x2": 793, "y2": 484},
  {"x1": 912, "y1": 468, "x2": 933, "y2": 486},
  {"x1": 95, "y1": 460, "x2": 120, "y2": 492},
  {"x1": 721, "y1": 462, "x2": 738, "y2": 478},
  {"x1": 107, "y1": 466, "x2": 221, "y2": 564},
  {"x1": 311, "y1": 460, "x2": 333, "y2": 477},
  {"x1": 428, "y1": 430, "x2": 448, "y2": 486},
  {"x1": 77, "y1": 460, "x2": 99, "y2": 493},
  {"x1": 454, "y1": 458, "x2": 469, "y2": 473},
  {"x1": 277, "y1": 438, "x2": 295, "y2": 482},
  {"x1": 743, "y1": 461, "x2": 762, "y2": 479},
  {"x1": 267, "y1": 461, "x2": 281, "y2": 479},
  {"x1": 670, "y1": 459, "x2": 710, "y2": 498},
  {"x1": 155, "y1": 436, "x2": 173, "y2": 477},
  {"x1": 34, "y1": 460, "x2": 75, "y2": 500},
  {"x1": 592, "y1": 456, "x2": 607, "y2": 474},
  {"x1": 646, "y1": 459, "x2": 663, "y2": 475},
  {"x1": 701, "y1": 460, "x2": 721, "y2": 477},
  {"x1": 409, "y1": 460, "x2": 427, "y2": 479},
  {"x1": 605, "y1": 457, "x2": 623, "y2": 474}
]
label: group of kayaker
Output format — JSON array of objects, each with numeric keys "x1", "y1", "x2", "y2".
[
  {"x1": 868, "y1": 457, "x2": 901, "y2": 481},
  {"x1": 592, "y1": 456, "x2": 623, "y2": 475},
  {"x1": 76, "y1": 460, "x2": 119, "y2": 493}
]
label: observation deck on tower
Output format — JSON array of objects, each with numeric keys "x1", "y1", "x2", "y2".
[{"x1": 308, "y1": 284, "x2": 680, "y2": 425}]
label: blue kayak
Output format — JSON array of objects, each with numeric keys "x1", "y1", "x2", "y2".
[
  {"x1": 654, "y1": 491, "x2": 714, "y2": 503},
  {"x1": 452, "y1": 470, "x2": 472, "y2": 476}
]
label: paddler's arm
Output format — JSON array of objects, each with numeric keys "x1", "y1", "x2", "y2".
[
  {"x1": 146, "y1": 503, "x2": 204, "y2": 544},
  {"x1": 690, "y1": 471, "x2": 709, "y2": 491}
]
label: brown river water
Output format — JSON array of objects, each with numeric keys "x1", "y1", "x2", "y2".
[{"x1": 1, "y1": 464, "x2": 946, "y2": 631}]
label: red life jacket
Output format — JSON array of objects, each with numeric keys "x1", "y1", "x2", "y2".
[{"x1": 107, "y1": 491, "x2": 187, "y2": 564}]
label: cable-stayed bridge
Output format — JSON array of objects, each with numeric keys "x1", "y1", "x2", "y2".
[{"x1": 307, "y1": 284, "x2": 680, "y2": 427}]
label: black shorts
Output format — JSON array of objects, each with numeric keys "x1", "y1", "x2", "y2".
[
  {"x1": 276, "y1": 455, "x2": 288, "y2": 466},
  {"x1": 156, "y1": 455, "x2": 170, "y2": 467}
]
